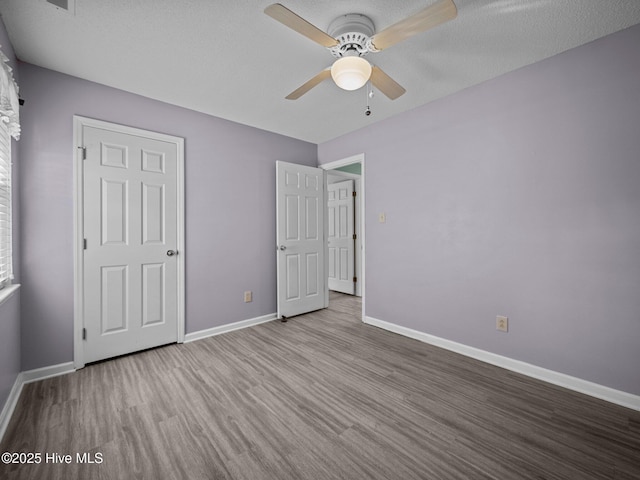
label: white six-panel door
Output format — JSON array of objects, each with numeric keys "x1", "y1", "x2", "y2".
[
  {"x1": 276, "y1": 161, "x2": 327, "y2": 318},
  {"x1": 328, "y1": 180, "x2": 355, "y2": 294},
  {"x1": 79, "y1": 121, "x2": 183, "y2": 364}
]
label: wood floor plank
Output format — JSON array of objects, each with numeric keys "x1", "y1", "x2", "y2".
[{"x1": 1, "y1": 293, "x2": 639, "y2": 479}]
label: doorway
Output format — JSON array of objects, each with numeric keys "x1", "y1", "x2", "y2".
[{"x1": 321, "y1": 153, "x2": 365, "y2": 319}]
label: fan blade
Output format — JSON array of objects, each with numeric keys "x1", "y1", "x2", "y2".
[
  {"x1": 370, "y1": 0, "x2": 457, "y2": 51},
  {"x1": 286, "y1": 68, "x2": 332, "y2": 100},
  {"x1": 265, "y1": 4, "x2": 339, "y2": 48},
  {"x1": 370, "y1": 66, "x2": 406, "y2": 100}
]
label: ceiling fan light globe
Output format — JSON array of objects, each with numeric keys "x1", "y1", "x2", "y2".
[{"x1": 331, "y1": 56, "x2": 372, "y2": 91}]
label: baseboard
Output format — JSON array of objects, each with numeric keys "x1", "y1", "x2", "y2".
[
  {"x1": 364, "y1": 316, "x2": 640, "y2": 412},
  {"x1": 0, "y1": 362, "x2": 75, "y2": 442},
  {"x1": 0, "y1": 373, "x2": 23, "y2": 443},
  {"x1": 21, "y1": 362, "x2": 76, "y2": 385},
  {"x1": 184, "y1": 313, "x2": 277, "y2": 343}
]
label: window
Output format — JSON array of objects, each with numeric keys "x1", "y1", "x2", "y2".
[
  {"x1": 0, "y1": 47, "x2": 20, "y2": 290},
  {"x1": 0, "y1": 122, "x2": 11, "y2": 289}
]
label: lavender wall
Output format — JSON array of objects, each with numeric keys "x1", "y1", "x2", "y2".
[
  {"x1": 319, "y1": 25, "x2": 640, "y2": 396},
  {"x1": 18, "y1": 63, "x2": 316, "y2": 370}
]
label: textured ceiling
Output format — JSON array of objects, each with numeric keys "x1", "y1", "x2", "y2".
[{"x1": 1, "y1": 0, "x2": 640, "y2": 143}]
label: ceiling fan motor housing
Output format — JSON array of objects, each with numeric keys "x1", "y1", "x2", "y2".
[{"x1": 327, "y1": 13, "x2": 375, "y2": 58}]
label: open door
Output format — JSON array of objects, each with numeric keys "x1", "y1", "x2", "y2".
[
  {"x1": 276, "y1": 161, "x2": 327, "y2": 319},
  {"x1": 327, "y1": 180, "x2": 355, "y2": 294}
]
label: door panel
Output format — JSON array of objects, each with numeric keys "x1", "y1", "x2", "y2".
[
  {"x1": 276, "y1": 161, "x2": 327, "y2": 318},
  {"x1": 142, "y1": 263, "x2": 165, "y2": 326},
  {"x1": 142, "y1": 150, "x2": 165, "y2": 173},
  {"x1": 306, "y1": 253, "x2": 319, "y2": 295},
  {"x1": 101, "y1": 179, "x2": 128, "y2": 245},
  {"x1": 101, "y1": 143, "x2": 128, "y2": 168},
  {"x1": 305, "y1": 197, "x2": 318, "y2": 239},
  {"x1": 83, "y1": 125, "x2": 179, "y2": 363},
  {"x1": 327, "y1": 180, "x2": 355, "y2": 294},
  {"x1": 101, "y1": 265, "x2": 128, "y2": 333},
  {"x1": 286, "y1": 195, "x2": 299, "y2": 240},
  {"x1": 142, "y1": 183, "x2": 165, "y2": 244}
]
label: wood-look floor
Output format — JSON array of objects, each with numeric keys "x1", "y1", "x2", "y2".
[{"x1": 1, "y1": 292, "x2": 639, "y2": 480}]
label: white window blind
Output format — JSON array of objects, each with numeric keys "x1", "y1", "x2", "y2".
[
  {"x1": 0, "y1": 122, "x2": 11, "y2": 288},
  {"x1": 0, "y1": 45, "x2": 20, "y2": 290}
]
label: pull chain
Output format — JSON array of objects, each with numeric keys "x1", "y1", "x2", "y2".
[{"x1": 365, "y1": 81, "x2": 373, "y2": 116}]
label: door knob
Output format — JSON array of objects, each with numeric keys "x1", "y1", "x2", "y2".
[
  {"x1": 167, "y1": 250, "x2": 177, "y2": 256},
  {"x1": 279, "y1": 245, "x2": 286, "y2": 251}
]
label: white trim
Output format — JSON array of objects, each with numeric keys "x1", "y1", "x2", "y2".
[
  {"x1": 73, "y1": 118, "x2": 84, "y2": 369},
  {"x1": 364, "y1": 315, "x2": 640, "y2": 412},
  {"x1": 184, "y1": 313, "x2": 277, "y2": 343},
  {"x1": 0, "y1": 362, "x2": 75, "y2": 442},
  {"x1": 320, "y1": 153, "x2": 366, "y2": 315},
  {"x1": 326, "y1": 170, "x2": 360, "y2": 181},
  {"x1": 323, "y1": 167, "x2": 329, "y2": 309},
  {"x1": 0, "y1": 373, "x2": 22, "y2": 442},
  {"x1": 0, "y1": 283, "x2": 19, "y2": 306},
  {"x1": 73, "y1": 116, "x2": 186, "y2": 369},
  {"x1": 320, "y1": 153, "x2": 365, "y2": 171},
  {"x1": 21, "y1": 362, "x2": 76, "y2": 384}
]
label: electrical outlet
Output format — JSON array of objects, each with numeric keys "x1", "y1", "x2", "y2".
[
  {"x1": 244, "y1": 291, "x2": 252, "y2": 303},
  {"x1": 379, "y1": 212, "x2": 386, "y2": 223},
  {"x1": 496, "y1": 315, "x2": 508, "y2": 332}
]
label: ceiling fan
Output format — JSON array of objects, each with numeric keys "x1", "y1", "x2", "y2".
[{"x1": 264, "y1": 0, "x2": 457, "y2": 101}]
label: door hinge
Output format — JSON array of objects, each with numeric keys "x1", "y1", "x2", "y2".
[
  {"x1": 83, "y1": 238, "x2": 87, "y2": 250},
  {"x1": 353, "y1": 191, "x2": 357, "y2": 197},
  {"x1": 77, "y1": 146, "x2": 87, "y2": 160},
  {"x1": 82, "y1": 328, "x2": 87, "y2": 340},
  {"x1": 353, "y1": 234, "x2": 357, "y2": 240},
  {"x1": 353, "y1": 276, "x2": 357, "y2": 283}
]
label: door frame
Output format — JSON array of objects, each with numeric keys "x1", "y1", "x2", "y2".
[
  {"x1": 72, "y1": 116, "x2": 186, "y2": 369},
  {"x1": 320, "y1": 153, "x2": 365, "y2": 320}
]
